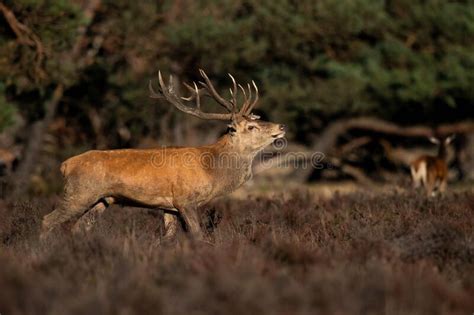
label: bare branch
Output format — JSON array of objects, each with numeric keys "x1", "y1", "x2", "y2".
[{"x1": 0, "y1": 2, "x2": 45, "y2": 79}]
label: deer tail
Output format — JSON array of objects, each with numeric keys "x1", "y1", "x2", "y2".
[{"x1": 60, "y1": 160, "x2": 70, "y2": 177}]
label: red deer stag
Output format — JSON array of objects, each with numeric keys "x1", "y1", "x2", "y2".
[
  {"x1": 41, "y1": 70, "x2": 286, "y2": 239},
  {"x1": 410, "y1": 135, "x2": 455, "y2": 197}
]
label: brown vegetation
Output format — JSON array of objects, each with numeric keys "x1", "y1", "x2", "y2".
[{"x1": 1, "y1": 189, "x2": 474, "y2": 315}]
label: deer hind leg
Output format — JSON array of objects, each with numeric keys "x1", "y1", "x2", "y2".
[
  {"x1": 41, "y1": 194, "x2": 99, "y2": 238},
  {"x1": 72, "y1": 197, "x2": 115, "y2": 233}
]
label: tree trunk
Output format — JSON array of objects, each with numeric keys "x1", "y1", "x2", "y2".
[
  {"x1": 11, "y1": 85, "x2": 64, "y2": 197},
  {"x1": 10, "y1": 0, "x2": 101, "y2": 197}
]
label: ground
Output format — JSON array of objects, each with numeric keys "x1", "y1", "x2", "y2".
[{"x1": 0, "y1": 185, "x2": 473, "y2": 315}]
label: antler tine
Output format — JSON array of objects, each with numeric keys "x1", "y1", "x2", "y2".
[
  {"x1": 183, "y1": 81, "x2": 194, "y2": 90},
  {"x1": 237, "y1": 83, "x2": 250, "y2": 115},
  {"x1": 198, "y1": 69, "x2": 234, "y2": 112},
  {"x1": 148, "y1": 78, "x2": 162, "y2": 99},
  {"x1": 169, "y1": 75, "x2": 174, "y2": 90},
  {"x1": 157, "y1": 71, "x2": 168, "y2": 95},
  {"x1": 238, "y1": 84, "x2": 247, "y2": 102},
  {"x1": 152, "y1": 71, "x2": 233, "y2": 121},
  {"x1": 229, "y1": 88, "x2": 235, "y2": 110},
  {"x1": 246, "y1": 80, "x2": 259, "y2": 115},
  {"x1": 228, "y1": 73, "x2": 238, "y2": 112},
  {"x1": 181, "y1": 81, "x2": 209, "y2": 101},
  {"x1": 158, "y1": 71, "x2": 179, "y2": 103},
  {"x1": 193, "y1": 82, "x2": 201, "y2": 110},
  {"x1": 245, "y1": 83, "x2": 253, "y2": 113},
  {"x1": 180, "y1": 82, "x2": 195, "y2": 101}
]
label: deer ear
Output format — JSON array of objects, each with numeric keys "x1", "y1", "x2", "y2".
[
  {"x1": 248, "y1": 113, "x2": 260, "y2": 120},
  {"x1": 429, "y1": 137, "x2": 440, "y2": 144},
  {"x1": 445, "y1": 134, "x2": 456, "y2": 144}
]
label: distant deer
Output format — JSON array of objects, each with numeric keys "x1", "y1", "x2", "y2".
[
  {"x1": 41, "y1": 70, "x2": 285, "y2": 239},
  {"x1": 410, "y1": 135, "x2": 455, "y2": 197}
]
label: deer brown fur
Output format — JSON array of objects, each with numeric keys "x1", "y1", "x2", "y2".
[
  {"x1": 410, "y1": 135, "x2": 454, "y2": 197},
  {"x1": 41, "y1": 70, "x2": 285, "y2": 239}
]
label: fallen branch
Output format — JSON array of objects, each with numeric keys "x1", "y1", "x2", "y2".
[{"x1": 315, "y1": 117, "x2": 474, "y2": 154}]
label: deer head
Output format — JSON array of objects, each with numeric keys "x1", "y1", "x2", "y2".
[
  {"x1": 149, "y1": 69, "x2": 285, "y2": 153},
  {"x1": 428, "y1": 134, "x2": 455, "y2": 146},
  {"x1": 428, "y1": 134, "x2": 455, "y2": 160}
]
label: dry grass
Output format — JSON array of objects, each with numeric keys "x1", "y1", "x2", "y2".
[{"x1": 1, "y1": 189, "x2": 474, "y2": 315}]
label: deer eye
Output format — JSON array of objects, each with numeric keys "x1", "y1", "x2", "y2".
[{"x1": 248, "y1": 125, "x2": 256, "y2": 131}]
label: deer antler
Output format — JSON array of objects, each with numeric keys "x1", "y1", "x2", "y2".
[
  {"x1": 149, "y1": 69, "x2": 260, "y2": 121},
  {"x1": 149, "y1": 71, "x2": 234, "y2": 121},
  {"x1": 234, "y1": 81, "x2": 259, "y2": 117}
]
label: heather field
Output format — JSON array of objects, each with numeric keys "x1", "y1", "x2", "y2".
[{"x1": 1, "y1": 188, "x2": 473, "y2": 315}]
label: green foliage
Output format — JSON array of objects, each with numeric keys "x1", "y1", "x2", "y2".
[
  {"x1": 0, "y1": 0, "x2": 84, "y2": 136},
  {"x1": 0, "y1": 0, "x2": 83, "y2": 88}
]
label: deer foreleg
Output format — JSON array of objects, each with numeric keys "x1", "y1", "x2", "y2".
[
  {"x1": 411, "y1": 163, "x2": 426, "y2": 189},
  {"x1": 438, "y1": 178, "x2": 447, "y2": 195},
  {"x1": 178, "y1": 206, "x2": 203, "y2": 240},
  {"x1": 163, "y1": 212, "x2": 179, "y2": 239}
]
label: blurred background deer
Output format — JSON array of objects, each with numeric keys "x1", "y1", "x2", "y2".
[{"x1": 410, "y1": 135, "x2": 455, "y2": 197}]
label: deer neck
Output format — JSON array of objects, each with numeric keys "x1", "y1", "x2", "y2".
[
  {"x1": 213, "y1": 135, "x2": 257, "y2": 174},
  {"x1": 205, "y1": 134, "x2": 257, "y2": 194},
  {"x1": 212, "y1": 134, "x2": 259, "y2": 162},
  {"x1": 437, "y1": 143, "x2": 447, "y2": 160}
]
